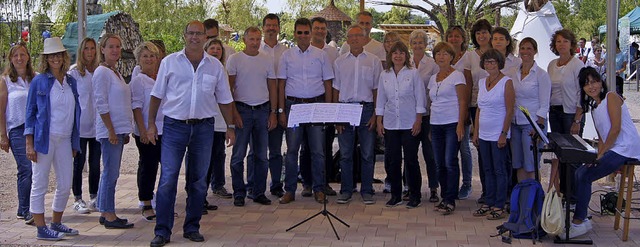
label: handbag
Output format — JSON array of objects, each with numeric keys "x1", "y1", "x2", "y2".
[{"x1": 541, "y1": 185, "x2": 565, "y2": 236}]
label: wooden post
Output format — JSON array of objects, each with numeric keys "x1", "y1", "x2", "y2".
[{"x1": 360, "y1": 0, "x2": 364, "y2": 12}]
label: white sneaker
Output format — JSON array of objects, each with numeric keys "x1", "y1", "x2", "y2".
[
  {"x1": 73, "y1": 199, "x2": 90, "y2": 214},
  {"x1": 87, "y1": 198, "x2": 97, "y2": 211},
  {"x1": 559, "y1": 222, "x2": 590, "y2": 240}
]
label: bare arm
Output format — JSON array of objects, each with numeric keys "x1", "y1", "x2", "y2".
[
  {"x1": 267, "y1": 78, "x2": 278, "y2": 131},
  {"x1": 499, "y1": 79, "x2": 516, "y2": 148},
  {"x1": 146, "y1": 96, "x2": 161, "y2": 145},
  {"x1": 218, "y1": 103, "x2": 236, "y2": 146},
  {"x1": 598, "y1": 94, "x2": 623, "y2": 159},
  {"x1": 455, "y1": 83, "x2": 469, "y2": 141},
  {"x1": 0, "y1": 81, "x2": 9, "y2": 152}
]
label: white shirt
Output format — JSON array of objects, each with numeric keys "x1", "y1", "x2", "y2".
[
  {"x1": 132, "y1": 65, "x2": 141, "y2": 78},
  {"x1": 223, "y1": 43, "x2": 236, "y2": 64},
  {"x1": 93, "y1": 66, "x2": 133, "y2": 138},
  {"x1": 478, "y1": 76, "x2": 511, "y2": 141},
  {"x1": 278, "y1": 45, "x2": 334, "y2": 98},
  {"x1": 412, "y1": 55, "x2": 438, "y2": 115},
  {"x1": 333, "y1": 51, "x2": 382, "y2": 103},
  {"x1": 513, "y1": 62, "x2": 551, "y2": 125},
  {"x1": 226, "y1": 51, "x2": 276, "y2": 105},
  {"x1": 320, "y1": 44, "x2": 339, "y2": 69},
  {"x1": 68, "y1": 68, "x2": 96, "y2": 138},
  {"x1": 547, "y1": 57, "x2": 584, "y2": 113},
  {"x1": 452, "y1": 51, "x2": 467, "y2": 72},
  {"x1": 586, "y1": 57, "x2": 606, "y2": 77},
  {"x1": 259, "y1": 41, "x2": 288, "y2": 75},
  {"x1": 503, "y1": 53, "x2": 522, "y2": 82},
  {"x1": 3, "y1": 75, "x2": 29, "y2": 131},
  {"x1": 593, "y1": 92, "x2": 640, "y2": 160},
  {"x1": 376, "y1": 66, "x2": 427, "y2": 130},
  {"x1": 49, "y1": 77, "x2": 75, "y2": 137},
  {"x1": 340, "y1": 39, "x2": 386, "y2": 62},
  {"x1": 130, "y1": 73, "x2": 164, "y2": 136},
  {"x1": 462, "y1": 50, "x2": 489, "y2": 106},
  {"x1": 151, "y1": 49, "x2": 234, "y2": 120},
  {"x1": 429, "y1": 70, "x2": 465, "y2": 125}
]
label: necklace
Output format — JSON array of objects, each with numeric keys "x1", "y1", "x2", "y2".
[
  {"x1": 436, "y1": 67, "x2": 453, "y2": 82},
  {"x1": 486, "y1": 73, "x2": 501, "y2": 89},
  {"x1": 557, "y1": 56, "x2": 572, "y2": 67}
]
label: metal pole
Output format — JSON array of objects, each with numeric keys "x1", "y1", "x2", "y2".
[
  {"x1": 78, "y1": 0, "x2": 86, "y2": 43},
  {"x1": 606, "y1": 0, "x2": 618, "y2": 91}
]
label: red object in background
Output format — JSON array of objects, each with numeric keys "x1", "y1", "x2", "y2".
[{"x1": 21, "y1": 30, "x2": 29, "y2": 42}]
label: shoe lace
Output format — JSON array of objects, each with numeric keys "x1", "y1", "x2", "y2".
[
  {"x1": 41, "y1": 227, "x2": 59, "y2": 237},
  {"x1": 53, "y1": 223, "x2": 72, "y2": 232}
]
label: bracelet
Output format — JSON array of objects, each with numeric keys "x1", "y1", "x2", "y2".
[{"x1": 227, "y1": 124, "x2": 236, "y2": 129}]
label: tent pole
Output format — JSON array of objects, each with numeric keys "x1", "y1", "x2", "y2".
[{"x1": 606, "y1": 1, "x2": 618, "y2": 91}]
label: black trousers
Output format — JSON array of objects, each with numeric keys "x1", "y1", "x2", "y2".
[
  {"x1": 72, "y1": 138, "x2": 101, "y2": 198},
  {"x1": 135, "y1": 135, "x2": 162, "y2": 201}
]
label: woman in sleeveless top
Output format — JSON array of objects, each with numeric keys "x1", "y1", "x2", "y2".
[
  {"x1": 472, "y1": 49, "x2": 514, "y2": 220},
  {"x1": 567, "y1": 67, "x2": 640, "y2": 240}
]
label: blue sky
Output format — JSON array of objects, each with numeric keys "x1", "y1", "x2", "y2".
[{"x1": 264, "y1": 0, "x2": 434, "y2": 13}]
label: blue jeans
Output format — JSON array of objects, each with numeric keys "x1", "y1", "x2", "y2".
[
  {"x1": 10, "y1": 125, "x2": 31, "y2": 216},
  {"x1": 548, "y1": 106, "x2": 584, "y2": 135},
  {"x1": 97, "y1": 134, "x2": 126, "y2": 213},
  {"x1": 230, "y1": 104, "x2": 269, "y2": 198},
  {"x1": 574, "y1": 151, "x2": 633, "y2": 220},
  {"x1": 419, "y1": 115, "x2": 438, "y2": 189},
  {"x1": 460, "y1": 123, "x2": 473, "y2": 187},
  {"x1": 284, "y1": 100, "x2": 325, "y2": 194},
  {"x1": 431, "y1": 123, "x2": 460, "y2": 205},
  {"x1": 479, "y1": 139, "x2": 509, "y2": 209},
  {"x1": 384, "y1": 129, "x2": 421, "y2": 200},
  {"x1": 155, "y1": 117, "x2": 214, "y2": 237},
  {"x1": 246, "y1": 125, "x2": 285, "y2": 193},
  {"x1": 470, "y1": 107, "x2": 486, "y2": 196},
  {"x1": 337, "y1": 103, "x2": 375, "y2": 196},
  {"x1": 73, "y1": 137, "x2": 101, "y2": 199},
  {"x1": 510, "y1": 124, "x2": 538, "y2": 172}
]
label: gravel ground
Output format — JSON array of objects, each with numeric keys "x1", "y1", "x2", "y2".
[{"x1": 1, "y1": 84, "x2": 640, "y2": 217}]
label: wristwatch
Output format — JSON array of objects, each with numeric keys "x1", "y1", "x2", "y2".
[
  {"x1": 270, "y1": 109, "x2": 277, "y2": 113},
  {"x1": 277, "y1": 108, "x2": 284, "y2": 113},
  {"x1": 227, "y1": 124, "x2": 236, "y2": 129}
]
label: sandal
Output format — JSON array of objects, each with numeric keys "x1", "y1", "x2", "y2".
[
  {"x1": 142, "y1": 205, "x2": 156, "y2": 222},
  {"x1": 473, "y1": 205, "x2": 491, "y2": 217},
  {"x1": 438, "y1": 204, "x2": 455, "y2": 215},
  {"x1": 433, "y1": 201, "x2": 445, "y2": 211},
  {"x1": 487, "y1": 209, "x2": 507, "y2": 220},
  {"x1": 429, "y1": 190, "x2": 439, "y2": 203}
]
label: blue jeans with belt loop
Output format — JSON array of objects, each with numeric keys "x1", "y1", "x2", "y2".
[
  {"x1": 337, "y1": 103, "x2": 376, "y2": 196},
  {"x1": 9, "y1": 124, "x2": 31, "y2": 216}
]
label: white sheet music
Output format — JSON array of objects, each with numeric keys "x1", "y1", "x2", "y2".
[{"x1": 288, "y1": 103, "x2": 363, "y2": 127}]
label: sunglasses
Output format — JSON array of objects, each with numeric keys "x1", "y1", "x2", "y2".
[{"x1": 296, "y1": 31, "x2": 310, "y2": 35}]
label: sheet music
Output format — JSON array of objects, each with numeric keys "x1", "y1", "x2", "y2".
[
  {"x1": 518, "y1": 106, "x2": 550, "y2": 144},
  {"x1": 288, "y1": 103, "x2": 363, "y2": 127}
]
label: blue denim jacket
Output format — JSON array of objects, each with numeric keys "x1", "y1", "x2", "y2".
[{"x1": 24, "y1": 72, "x2": 81, "y2": 154}]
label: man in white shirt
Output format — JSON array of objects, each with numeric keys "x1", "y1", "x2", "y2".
[
  {"x1": 245, "y1": 13, "x2": 289, "y2": 198},
  {"x1": 339, "y1": 11, "x2": 386, "y2": 62},
  {"x1": 333, "y1": 25, "x2": 382, "y2": 205},
  {"x1": 203, "y1": 18, "x2": 236, "y2": 63},
  {"x1": 148, "y1": 21, "x2": 235, "y2": 247},
  {"x1": 227, "y1": 27, "x2": 278, "y2": 207},
  {"x1": 277, "y1": 18, "x2": 334, "y2": 204}
]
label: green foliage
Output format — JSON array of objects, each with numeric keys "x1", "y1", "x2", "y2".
[
  {"x1": 212, "y1": 0, "x2": 268, "y2": 36},
  {"x1": 383, "y1": 0, "x2": 412, "y2": 24}
]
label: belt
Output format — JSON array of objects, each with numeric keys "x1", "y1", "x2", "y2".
[
  {"x1": 286, "y1": 94, "x2": 324, "y2": 103},
  {"x1": 172, "y1": 117, "x2": 214, "y2": 125},
  {"x1": 550, "y1": 105, "x2": 563, "y2": 111},
  {"x1": 341, "y1": 101, "x2": 373, "y2": 105},
  {"x1": 235, "y1": 101, "x2": 270, "y2": 110}
]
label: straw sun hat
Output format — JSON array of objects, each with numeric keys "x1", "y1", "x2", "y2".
[{"x1": 42, "y1": 37, "x2": 67, "y2": 55}]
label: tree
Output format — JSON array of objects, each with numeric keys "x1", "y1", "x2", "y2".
[
  {"x1": 383, "y1": 0, "x2": 412, "y2": 24},
  {"x1": 212, "y1": 0, "x2": 268, "y2": 35},
  {"x1": 372, "y1": 0, "x2": 522, "y2": 39}
]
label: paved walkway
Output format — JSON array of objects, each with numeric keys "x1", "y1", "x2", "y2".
[{"x1": 1, "y1": 155, "x2": 639, "y2": 247}]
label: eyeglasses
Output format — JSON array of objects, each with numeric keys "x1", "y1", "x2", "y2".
[
  {"x1": 185, "y1": 31, "x2": 205, "y2": 36},
  {"x1": 296, "y1": 31, "x2": 310, "y2": 35},
  {"x1": 483, "y1": 59, "x2": 497, "y2": 65},
  {"x1": 206, "y1": 35, "x2": 218, "y2": 39},
  {"x1": 47, "y1": 52, "x2": 64, "y2": 59}
]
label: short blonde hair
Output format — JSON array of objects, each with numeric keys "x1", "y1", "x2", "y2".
[
  {"x1": 409, "y1": 30, "x2": 429, "y2": 46},
  {"x1": 134, "y1": 41, "x2": 160, "y2": 64}
]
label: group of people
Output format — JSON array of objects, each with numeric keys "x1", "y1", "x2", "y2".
[{"x1": 3, "y1": 10, "x2": 640, "y2": 245}]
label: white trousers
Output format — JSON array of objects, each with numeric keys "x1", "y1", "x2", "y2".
[{"x1": 30, "y1": 135, "x2": 73, "y2": 214}]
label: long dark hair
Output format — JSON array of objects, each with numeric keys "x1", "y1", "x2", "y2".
[{"x1": 578, "y1": 66, "x2": 608, "y2": 112}]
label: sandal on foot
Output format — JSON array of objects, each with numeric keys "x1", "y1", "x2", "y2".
[
  {"x1": 433, "y1": 201, "x2": 445, "y2": 211},
  {"x1": 438, "y1": 204, "x2": 455, "y2": 215},
  {"x1": 487, "y1": 209, "x2": 507, "y2": 220},
  {"x1": 473, "y1": 205, "x2": 491, "y2": 217},
  {"x1": 142, "y1": 205, "x2": 156, "y2": 222}
]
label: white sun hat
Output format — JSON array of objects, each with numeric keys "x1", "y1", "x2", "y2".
[{"x1": 42, "y1": 37, "x2": 67, "y2": 55}]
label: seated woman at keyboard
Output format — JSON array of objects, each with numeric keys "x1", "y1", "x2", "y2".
[{"x1": 569, "y1": 67, "x2": 640, "y2": 239}]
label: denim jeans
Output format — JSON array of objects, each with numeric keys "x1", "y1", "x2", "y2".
[
  {"x1": 431, "y1": 123, "x2": 460, "y2": 205},
  {"x1": 10, "y1": 125, "x2": 31, "y2": 216},
  {"x1": 246, "y1": 125, "x2": 285, "y2": 193},
  {"x1": 470, "y1": 106, "x2": 486, "y2": 196},
  {"x1": 284, "y1": 100, "x2": 325, "y2": 194},
  {"x1": 384, "y1": 129, "x2": 421, "y2": 200},
  {"x1": 72, "y1": 137, "x2": 101, "y2": 199},
  {"x1": 479, "y1": 139, "x2": 509, "y2": 209},
  {"x1": 97, "y1": 134, "x2": 126, "y2": 213},
  {"x1": 337, "y1": 103, "x2": 375, "y2": 196},
  {"x1": 155, "y1": 117, "x2": 214, "y2": 238},
  {"x1": 135, "y1": 135, "x2": 161, "y2": 201},
  {"x1": 206, "y1": 131, "x2": 226, "y2": 192},
  {"x1": 300, "y1": 124, "x2": 335, "y2": 188},
  {"x1": 419, "y1": 115, "x2": 438, "y2": 189},
  {"x1": 460, "y1": 123, "x2": 473, "y2": 187},
  {"x1": 574, "y1": 151, "x2": 633, "y2": 220},
  {"x1": 230, "y1": 104, "x2": 269, "y2": 198},
  {"x1": 510, "y1": 124, "x2": 537, "y2": 172}
]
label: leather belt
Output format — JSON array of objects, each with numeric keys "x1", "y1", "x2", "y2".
[
  {"x1": 235, "y1": 101, "x2": 270, "y2": 110},
  {"x1": 172, "y1": 117, "x2": 214, "y2": 125},
  {"x1": 286, "y1": 94, "x2": 325, "y2": 103}
]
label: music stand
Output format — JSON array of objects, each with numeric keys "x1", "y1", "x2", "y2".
[
  {"x1": 519, "y1": 107, "x2": 593, "y2": 245},
  {"x1": 285, "y1": 103, "x2": 360, "y2": 240},
  {"x1": 519, "y1": 106, "x2": 548, "y2": 181}
]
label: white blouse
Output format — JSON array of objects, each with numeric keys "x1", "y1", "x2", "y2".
[
  {"x1": 547, "y1": 57, "x2": 584, "y2": 113},
  {"x1": 462, "y1": 50, "x2": 488, "y2": 107},
  {"x1": 513, "y1": 62, "x2": 551, "y2": 125},
  {"x1": 130, "y1": 73, "x2": 164, "y2": 136},
  {"x1": 376, "y1": 66, "x2": 426, "y2": 130},
  {"x1": 411, "y1": 55, "x2": 438, "y2": 115},
  {"x1": 592, "y1": 92, "x2": 640, "y2": 160},
  {"x1": 428, "y1": 70, "x2": 466, "y2": 125},
  {"x1": 92, "y1": 65, "x2": 133, "y2": 139},
  {"x1": 68, "y1": 68, "x2": 96, "y2": 138},
  {"x1": 49, "y1": 77, "x2": 75, "y2": 137},
  {"x1": 3, "y1": 75, "x2": 29, "y2": 130}
]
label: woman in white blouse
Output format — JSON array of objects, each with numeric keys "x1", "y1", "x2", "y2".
[
  {"x1": 0, "y1": 42, "x2": 36, "y2": 224},
  {"x1": 409, "y1": 30, "x2": 438, "y2": 203},
  {"x1": 491, "y1": 27, "x2": 521, "y2": 80},
  {"x1": 586, "y1": 45, "x2": 605, "y2": 78},
  {"x1": 510, "y1": 38, "x2": 551, "y2": 181},
  {"x1": 376, "y1": 41, "x2": 426, "y2": 209},
  {"x1": 93, "y1": 34, "x2": 134, "y2": 229},
  {"x1": 68, "y1": 37, "x2": 100, "y2": 214},
  {"x1": 130, "y1": 42, "x2": 162, "y2": 222},
  {"x1": 429, "y1": 42, "x2": 468, "y2": 215},
  {"x1": 472, "y1": 49, "x2": 515, "y2": 220}
]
